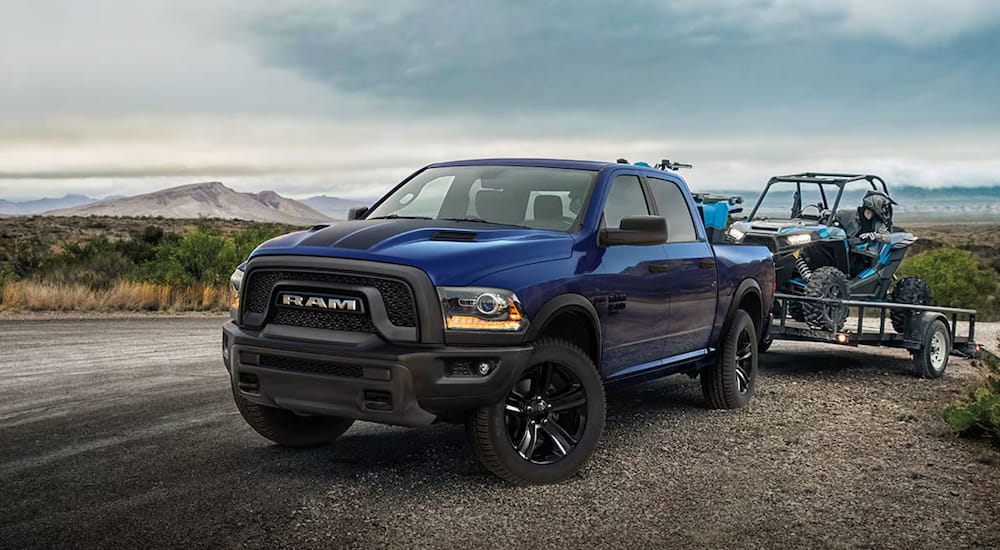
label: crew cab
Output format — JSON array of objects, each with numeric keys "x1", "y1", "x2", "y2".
[{"x1": 222, "y1": 158, "x2": 774, "y2": 484}]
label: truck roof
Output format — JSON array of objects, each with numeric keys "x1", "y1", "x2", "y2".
[{"x1": 427, "y1": 157, "x2": 658, "y2": 173}]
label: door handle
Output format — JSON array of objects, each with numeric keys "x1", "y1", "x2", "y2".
[
  {"x1": 649, "y1": 263, "x2": 671, "y2": 273},
  {"x1": 698, "y1": 259, "x2": 716, "y2": 270}
]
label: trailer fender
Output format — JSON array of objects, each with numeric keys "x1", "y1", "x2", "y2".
[{"x1": 903, "y1": 311, "x2": 949, "y2": 350}]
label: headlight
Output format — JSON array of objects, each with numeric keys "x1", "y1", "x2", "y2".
[
  {"x1": 437, "y1": 287, "x2": 527, "y2": 331},
  {"x1": 727, "y1": 227, "x2": 746, "y2": 241},
  {"x1": 229, "y1": 265, "x2": 245, "y2": 313},
  {"x1": 786, "y1": 233, "x2": 812, "y2": 246}
]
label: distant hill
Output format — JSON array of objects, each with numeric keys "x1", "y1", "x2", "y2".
[
  {"x1": 302, "y1": 195, "x2": 377, "y2": 219},
  {"x1": 45, "y1": 182, "x2": 331, "y2": 225},
  {"x1": 0, "y1": 194, "x2": 99, "y2": 216}
]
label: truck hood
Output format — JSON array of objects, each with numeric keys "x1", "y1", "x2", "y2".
[{"x1": 249, "y1": 219, "x2": 575, "y2": 286}]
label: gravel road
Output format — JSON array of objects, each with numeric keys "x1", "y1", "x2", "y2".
[{"x1": 1, "y1": 316, "x2": 998, "y2": 549}]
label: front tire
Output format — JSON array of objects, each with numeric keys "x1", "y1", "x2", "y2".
[
  {"x1": 702, "y1": 309, "x2": 758, "y2": 409},
  {"x1": 466, "y1": 337, "x2": 605, "y2": 485},
  {"x1": 232, "y1": 388, "x2": 355, "y2": 448},
  {"x1": 802, "y1": 266, "x2": 849, "y2": 331}
]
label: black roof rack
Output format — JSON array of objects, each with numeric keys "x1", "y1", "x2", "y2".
[{"x1": 769, "y1": 172, "x2": 883, "y2": 186}]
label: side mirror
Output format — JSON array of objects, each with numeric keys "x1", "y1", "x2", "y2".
[
  {"x1": 600, "y1": 215, "x2": 668, "y2": 246},
  {"x1": 347, "y1": 206, "x2": 369, "y2": 220}
]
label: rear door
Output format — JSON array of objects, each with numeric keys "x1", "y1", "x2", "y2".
[
  {"x1": 595, "y1": 173, "x2": 674, "y2": 376},
  {"x1": 646, "y1": 176, "x2": 718, "y2": 358}
]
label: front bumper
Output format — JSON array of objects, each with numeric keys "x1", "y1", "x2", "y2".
[{"x1": 222, "y1": 321, "x2": 531, "y2": 427}]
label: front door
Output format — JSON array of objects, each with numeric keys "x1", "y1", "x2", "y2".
[{"x1": 594, "y1": 174, "x2": 673, "y2": 376}]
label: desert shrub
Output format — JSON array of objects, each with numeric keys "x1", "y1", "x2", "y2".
[
  {"x1": 7, "y1": 237, "x2": 48, "y2": 279},
  {"x1": 943, "y1": 347, "x2": 1000, "y2": 444},
  {"x1": 898, "y1": 248, "x2": 997, "y2": 310},
  {"x1": 0, "y1": 220, "x2": 289, "y2": 311},
  {"x1": 42, "y1": 237, "x2": 133, "y2": 290}
]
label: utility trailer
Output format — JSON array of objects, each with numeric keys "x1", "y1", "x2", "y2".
[{"x1": 765, "y1": 293, "x2": 982, "y2": 378}]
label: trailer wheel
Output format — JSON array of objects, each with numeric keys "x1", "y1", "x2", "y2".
[{"x1": 912, "y1": 318, "x2": 950, "y2": 379}]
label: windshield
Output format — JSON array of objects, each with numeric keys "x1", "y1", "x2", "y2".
[
  {"x1": 751, "y1": 181, "x2": 883, "y2": 223},
  {"x1": 365, "y1": 165, "x2": 597, "y2": 231},
  {"x1": 751, "y1": 181, "x2": 842, "y2": 222}
]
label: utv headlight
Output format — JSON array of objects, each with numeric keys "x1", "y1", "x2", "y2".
[
  {"x1": 786, "y1": 233, "x2": 812, "y2": 246},
  {"x1": 727, "y1": 227, "x2": 746, "y2": 242},
  {"x1": 437, "y1": 287, "x2": 527, "y2": 331},
  {"x1": 229, "y1": 264, "x2": 245, "y2": 315}
]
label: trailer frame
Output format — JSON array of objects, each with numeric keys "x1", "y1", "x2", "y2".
[{"x1": 766, "y1": 293, "x2": 982, "y2": 377}]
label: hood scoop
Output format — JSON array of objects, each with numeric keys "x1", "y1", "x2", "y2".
[{"x1": 430, "y1": 230, "x2": 478, "y2": 242}]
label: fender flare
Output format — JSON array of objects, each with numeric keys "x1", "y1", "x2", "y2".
[
  {"x1": 523, "y1": 294, "x2": 603, "y2": 357},
  {"x1": 723, "y1": 278, "x2": 764, "y2": 338}
]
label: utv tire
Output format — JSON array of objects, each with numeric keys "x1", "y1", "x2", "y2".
[
  {"x1": 788, "y1": 301, "x2": 806, "y2": 323},
  {"x1": 912, "y1": 318, "x2": 950, "y2": 379},
  {"x1": 233, "y1": 388, "x2": 355, "y2": 448},
  {"x1": 802, "y1": 266, "x2": 849, "y2": 331},
  {"x1": 466, "y1": 337, "x2": 605, "y2": 485},
  {"x1": 702, "y1": 310, "x2": 757, "y2": 409},
  {"x1": 891, "y1": 277, "x2": 932, "y2": 334}
]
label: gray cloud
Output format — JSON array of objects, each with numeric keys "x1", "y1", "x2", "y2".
[{"x1": 245, "y1": 1, "x2": 1000, "y2": 133}]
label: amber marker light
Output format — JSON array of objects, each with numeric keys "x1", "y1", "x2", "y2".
[{"x1": 446, "y1": 316, "x2": 523, "y2": 330}]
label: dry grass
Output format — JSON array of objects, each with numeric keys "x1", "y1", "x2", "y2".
[{"x1": 0, "y1": 281, "x2": 229, "y2": 312}]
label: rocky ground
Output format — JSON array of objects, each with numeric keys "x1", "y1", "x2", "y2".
[{"x1": 1, "y1": 316, "x2": 997, "y2": 549}]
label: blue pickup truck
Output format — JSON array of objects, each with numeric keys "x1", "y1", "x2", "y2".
[{"x1": 222, "y1": 158, "x2": 774, "y2": 484}]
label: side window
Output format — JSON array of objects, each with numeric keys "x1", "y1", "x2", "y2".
[
  {"x1": 648, "y1": 177, "x2": 698, "y2": 242},
  {"x1": 602, "y1": 175, "x2": 649, "y2": 228}
]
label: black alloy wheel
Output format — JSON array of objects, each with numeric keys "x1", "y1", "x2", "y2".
[
  {"x1": 503, "y1": 362, "x2": 588, "y2": 464},
  {"x1": 466, "y1": 337, "x2": 605, "y2": 485}
]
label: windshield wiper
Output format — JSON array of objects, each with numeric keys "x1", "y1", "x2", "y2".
[{"x1": 368, "y1": 215, "x2": 434, "y2": 220}]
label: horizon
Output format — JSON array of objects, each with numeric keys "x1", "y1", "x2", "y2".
[
  {"x1": 2, "y1": 2, "x2": 1000, "y2": 201},
  {"x1": 5, "y1": 179, "x2": 1000, "y2": 205}
]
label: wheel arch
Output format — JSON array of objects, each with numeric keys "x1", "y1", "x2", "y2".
[
  {"x1": 725, "y1": 278, "x2": 765, "y2": 338},
  {"x1": 523, "y1": 294, "x2": 602, "y2": 367}
]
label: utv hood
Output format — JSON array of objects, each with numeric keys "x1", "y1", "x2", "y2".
[{"x1": 248, "y1": 219, "x2": 575, "y2": 286}]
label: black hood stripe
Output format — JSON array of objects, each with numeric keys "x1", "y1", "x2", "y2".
[{"x1": 299, "y1": 219, "x2": 501, "y2": 250}]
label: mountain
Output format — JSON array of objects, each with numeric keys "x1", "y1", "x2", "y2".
[
  {"x1": 45, "y1": 182, "x2": 331, "y2": 225},
  {"x1": 302, "y1": 195, "x2": 378, "y2": 219},
  {"x1": 0, "y1": 194, "x2": 99, "y2": 216}
]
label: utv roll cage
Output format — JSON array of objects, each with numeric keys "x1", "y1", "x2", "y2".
[{"x1": 747, "y1": 172, "x2": 889, "y2": 226}]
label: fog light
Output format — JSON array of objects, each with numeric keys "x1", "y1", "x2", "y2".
[
  {"x1": 476, "y1": 361, "x2": 493, "y2": 376},
  {"x1": 836, "y1": 333, "x2": 849, "y2": 344},
  {"x1": 446, "y1": 358, "x2": 498, "y2": 377}
]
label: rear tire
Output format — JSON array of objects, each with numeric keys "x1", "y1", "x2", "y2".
[
  {"x1": 912, "y1": 318, "x2": 950, "y2": 379},
  {"x1": 802, "y1": 266, "x2": 849, "y2": 331},
  {"x1": 702, "y1": 310, "x2": 757, "y2": 409},
  {"x1": 232, "y1": 388, "x2": 355, "y2": 448},
  {"x1": 465, "y1": 337, "x2": 605, "y2": 485},
  {"x1": 891, "y1": 277, "x2": 932, "y2": 334}
]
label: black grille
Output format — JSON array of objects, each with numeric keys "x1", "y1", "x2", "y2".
[
  {"x1": 258, "y1": 354, "x2": 363, "y2": 378},
  {"x1": 272, "y1": 307, "x2": 378, "y2": 333},
  {"x1": 244, "y1": 270, "x2": 416, "y2": 327}
]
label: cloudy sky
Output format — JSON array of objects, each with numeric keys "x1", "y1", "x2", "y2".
[{"x1": 2, "y1": 0, "x2": 999, "y2": 201}]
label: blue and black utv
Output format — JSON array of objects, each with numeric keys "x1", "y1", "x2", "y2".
[{"x1": 722, "y1": 173, "x2": 931, "y2": 332}]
